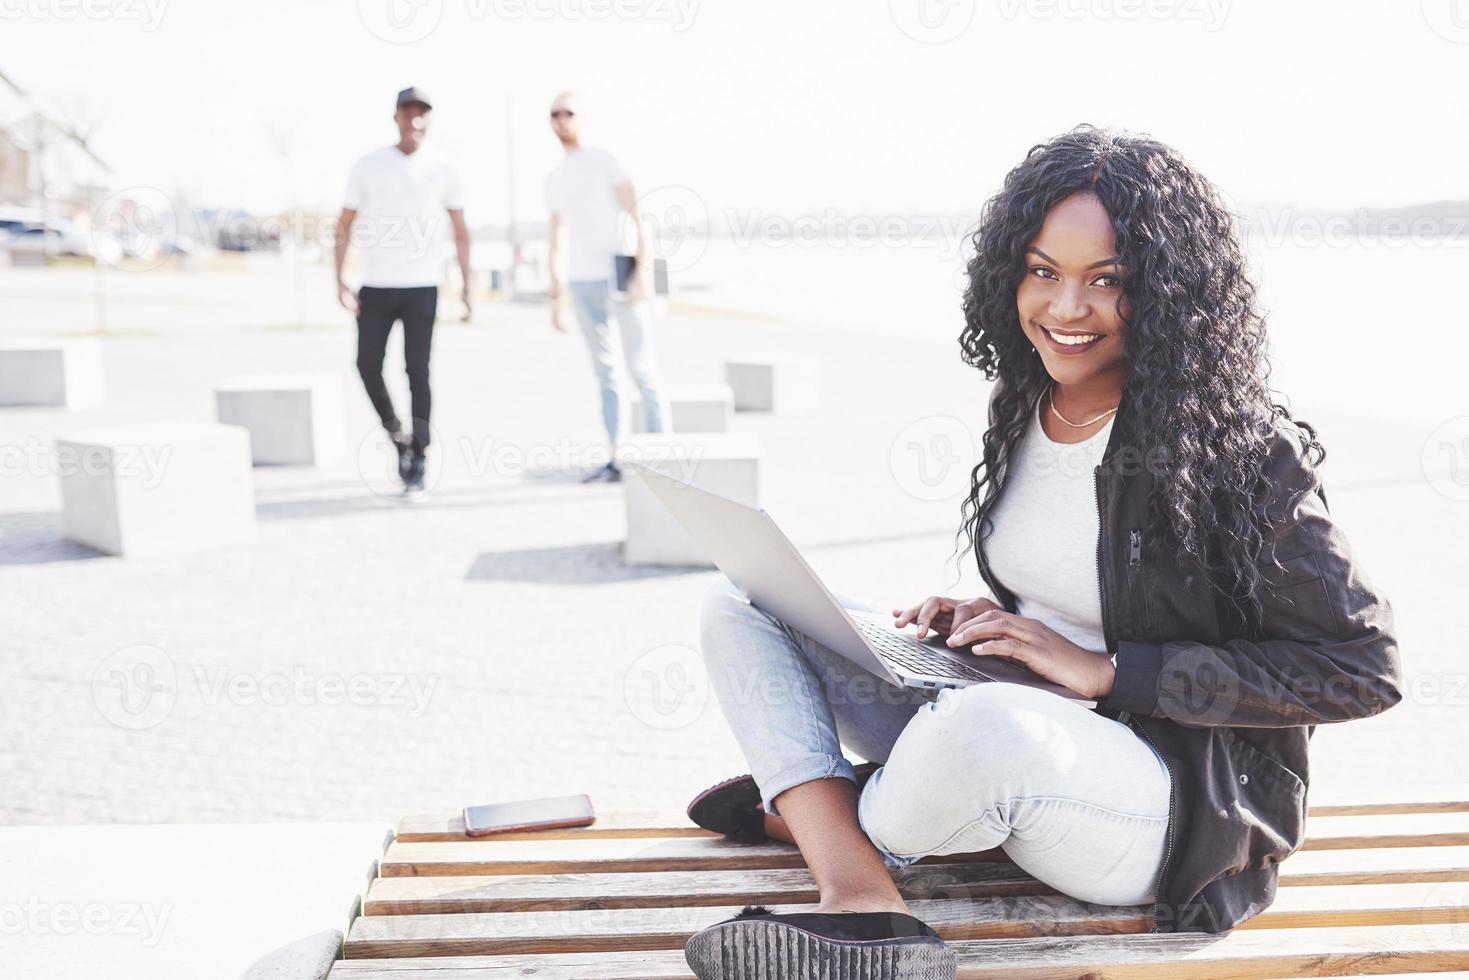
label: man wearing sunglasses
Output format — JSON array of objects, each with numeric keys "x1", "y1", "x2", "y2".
[{"x1": 545, "y1": 91, "x2": 667, "y2": 483}]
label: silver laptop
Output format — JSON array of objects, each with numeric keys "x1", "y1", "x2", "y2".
[{"x1": 632, "y1": 465, "x2": 1095, "y2": 707}]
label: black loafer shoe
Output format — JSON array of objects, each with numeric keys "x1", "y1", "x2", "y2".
[
  {"x1": 686, "y1": 763, "x2": 882, "y2": 844},
  {"x1": 685, "y1": 903, "x2": 955, "y2": 979}
]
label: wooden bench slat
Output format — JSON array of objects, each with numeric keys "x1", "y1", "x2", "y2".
[
  {"x1": 362, "y1": 846, "x2": 1469, "y2": 916},
  {"x1": 1276, "y1": 975, "x2": 1469, "y2": 979},
  {"x1": 953, "y1": 921, "x2": 1469, "y2": 978},
  {"x1": 1306, "y1": 801, "x2": 1469, "y2": 817},
  {"x1": 364, "y1": 861, "x2": 1047, "y2": 915},
  {"x1": 1303, "y1": 812, "x2": 1469, "y2": 850},
  {"x1": 345, "y1": 881, "x2": 1469, "y2": 959},
  {"x1": 329, "y1": 923, "x2": 1469, "y2": 979},
  {"x1": 378, "y1": 813, "x2": 1469, "y2": 879},
  {"x1": 1282, "y1": 845, "x2": 1469, "y2": 885},
  {"x1": 395, "y1": 801, "x2": 1469, "y2": 843},
  {"x1": 344, "y1": 895, "x2": 1152, "y2": 958},
  {"x1": 379, "y1": 836, "x2": 1003, "y2": 877}
]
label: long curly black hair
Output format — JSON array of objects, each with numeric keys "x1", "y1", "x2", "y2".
[{"x1": 957, "y1": 124, "x2": 1325, "y2": 628}]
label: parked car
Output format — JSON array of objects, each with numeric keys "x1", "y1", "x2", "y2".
[{"x1": 0, "y1": 221, "x2": 93, "y2": 258}]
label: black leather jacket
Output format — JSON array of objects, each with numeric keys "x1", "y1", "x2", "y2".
[{"x1": 974, "y1": 383, "x2": 1404, "y2": 933}]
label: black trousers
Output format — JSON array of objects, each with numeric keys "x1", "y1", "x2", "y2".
[{"x1": 355, "y1": 285, "x2": 437, "y2": 453}]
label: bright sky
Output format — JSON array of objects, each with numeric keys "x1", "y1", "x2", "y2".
[{"x1": 3, "y1": 0, "x2": 1467, "y2": 222}]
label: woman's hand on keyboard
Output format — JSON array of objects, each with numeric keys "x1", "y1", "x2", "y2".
[
  {"x1": 892, "y1": 595, "x2": 1003, "y2": 640},
  {"x1": 944, "y1": 609, "x2": 1116, "y2": 700}
]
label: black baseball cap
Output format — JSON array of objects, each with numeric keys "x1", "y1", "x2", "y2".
[{"x1": 396, "y1": 87, "x2": 433, "y2": 111}]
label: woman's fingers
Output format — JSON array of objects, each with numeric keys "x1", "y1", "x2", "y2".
[
  {"x1": 892, "y1": 601, "x2": 927, "y2": 628},
  {"x1": 914, "y1": 596, "x2": 955, "y2": 639},
  {"x1": 969, "y1": 637, "x2": 1024, "y2": 661},
  {"x1": 948, "y1": 611, "x2": 1032, "y2": 647},
  {"x1": 955, "y1": 597, "x2": 1002, "y2": 623}
]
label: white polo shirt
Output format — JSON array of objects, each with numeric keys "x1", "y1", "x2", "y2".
[
  {"x1": 344, "y1": 145, "x2": 463, "y2": 288},
  {"x1": 545, "y1": 146, "x2": 631, "y2": 283}
]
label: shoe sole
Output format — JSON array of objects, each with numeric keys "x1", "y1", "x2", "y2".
[{"x1": 685, "y1": 918, "x2": 955, "y2": 980}]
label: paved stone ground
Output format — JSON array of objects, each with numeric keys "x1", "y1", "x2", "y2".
[{"x1": 1, "y1": 261, "x2": 1465, "y2": 827}]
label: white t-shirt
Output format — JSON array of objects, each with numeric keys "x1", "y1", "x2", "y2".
[
  {"x1": 344, "y1": 145, "x2": 463, "y2": 288},
  {"x1": 983, "y1": 394, "x2": 1115, "y2": 654},
  {"x1": 544, "y1": 146, "x2": 631, "y2": 283}
]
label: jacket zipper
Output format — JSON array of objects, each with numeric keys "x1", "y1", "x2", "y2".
[
  {"x1": 1128, "y1": 528, "x2": 1155, "y2": 631},
  {"x1": 1093, "y1": 468, "x2": 1116, "y2": 652},
  {"x1": 1096, "y1": 468, "x2": 1175, "y2": 933},
  {"x1": 1131, "y1": 714, "x2": 1176, "y2": 932}
]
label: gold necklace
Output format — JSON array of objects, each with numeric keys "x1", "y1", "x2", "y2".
[{"x1": 1048, "y1": 383, "x2": 1120, "y2": 429}]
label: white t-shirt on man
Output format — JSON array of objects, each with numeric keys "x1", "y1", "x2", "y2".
[
  {"x1": 344, "y1": 145, "x2": 463, "y2": 288},
  {"x1": 544, "y1": 146, "x2": 631, "y2": 283}
]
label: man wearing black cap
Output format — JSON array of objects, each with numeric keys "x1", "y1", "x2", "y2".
[{"x1": 335, "y1": 86, "x2": 472, "y2": 495}]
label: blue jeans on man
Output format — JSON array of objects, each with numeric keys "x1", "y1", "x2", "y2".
[{"x1": 568, "y1": 279, "x2": 666, "y2": 447}]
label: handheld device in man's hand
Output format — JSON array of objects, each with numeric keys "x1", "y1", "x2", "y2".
[
  {"x1": 613, "y1": 253, "x2": 638, "y2": 293},
  {"x1": 463, "y1": 794, "x2": 595, "y2": 836}
]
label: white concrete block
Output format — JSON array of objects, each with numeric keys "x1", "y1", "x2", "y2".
[
  {"x1": 0, "y1": 337, "x2": 105, "y2": 409},
  {"x1": 56, "y1": 422, "x2": 256, "y2": 557},
  {"x1": 723, "y1": 351, "x2": 819, "y2": 413},
  {"x1": 0, "y1": 821, "x2": 386, "y2": 980},
  {"x1": 629, "y1": 383, "x2": 734, "y2": 434},
  {"x1": 620, "y1": 433, "x2": 761, "y2": 566},
  {"x1": 215, "y1": 375, "x2": 345, "y2": 466}
]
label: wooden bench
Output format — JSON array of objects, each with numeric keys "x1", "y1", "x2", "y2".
[{"x1": 327, "y1": 800, "x2": 1469, "y2": 978}]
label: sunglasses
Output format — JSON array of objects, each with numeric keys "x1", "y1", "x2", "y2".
[{"x1": 550, "y1": 109, "x2": 575, "y2": 119}]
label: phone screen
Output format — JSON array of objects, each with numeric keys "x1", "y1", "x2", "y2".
[{"x1": 463, "y1": 794, "x2": 595, "y2": 836}]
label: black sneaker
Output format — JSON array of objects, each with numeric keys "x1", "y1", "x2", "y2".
[
  {"x1": 684, "y1": 904, "x2": 954, "y2": 979},
  {"x1": 581, "y1": 460, "x2": 622, "y2": 483},
  {"x1": 687, "y1": 763, "x2": 882, "y2": 844},
  {"x1": 403, "y1": 453, "x2": 427, "y2": 496},
  {"x1": 390, "y1": 432, "x2": 415, "y2": 482}
]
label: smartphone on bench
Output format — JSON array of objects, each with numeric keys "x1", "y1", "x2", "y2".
[{"x1": 463, "y1": 794, "x2": 596, "y2": 837}]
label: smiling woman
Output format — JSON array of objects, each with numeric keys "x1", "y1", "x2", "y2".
[
  {"x1": 680, "y1": 125, "x2": 1401, "y2": 979},
  {"x1": 950, "y1": 123, "x2": 1402, "y2": 934}
]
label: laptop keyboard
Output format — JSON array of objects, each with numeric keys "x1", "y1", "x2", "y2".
[{"x1": 852, "y1": 617, "x2": 993, "y2": 683}]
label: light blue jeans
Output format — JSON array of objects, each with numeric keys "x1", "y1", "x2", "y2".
[
  {"x1": 568, "y1": 279, "x2": 665, "y2": 447},
  {"x1": 699, "y1": 574, "x2": 1173, "y2": 907}
]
